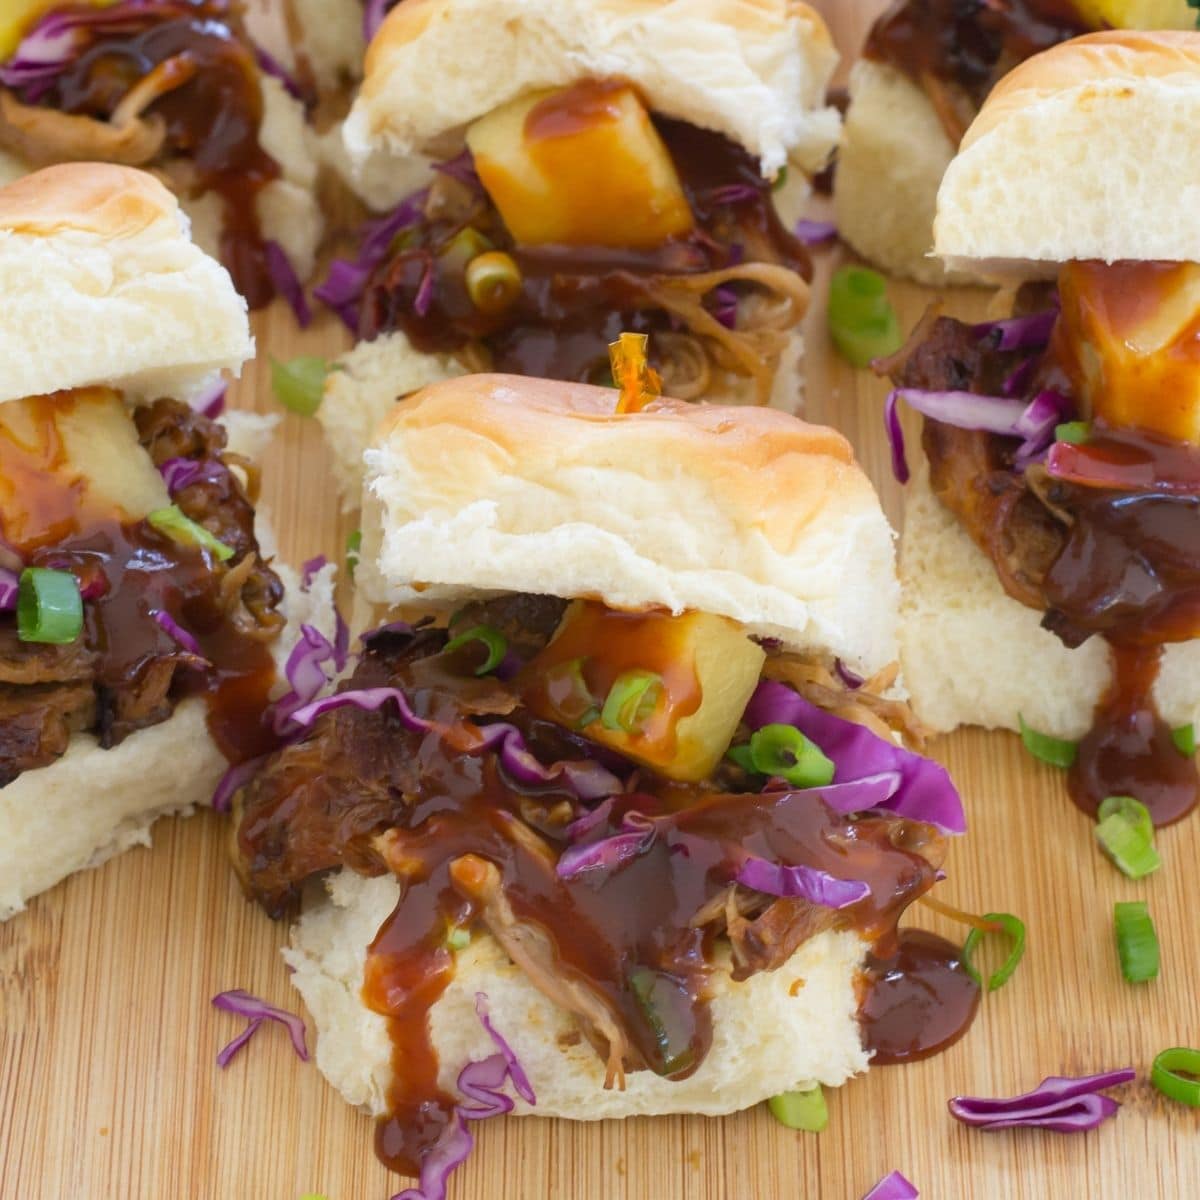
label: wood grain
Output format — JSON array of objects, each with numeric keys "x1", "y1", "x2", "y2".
[{"x1": 2, "y1": 3, "x2": 1197, "y2": 1197}]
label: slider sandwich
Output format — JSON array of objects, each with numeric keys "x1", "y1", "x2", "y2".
[
  {"x1": 890, "y1": 32, "x2": 1200, "y2": 826},
  {"x1": 835, "y1": 0, "x2": 1195, "y2": 285},
  {"x1": 314, "y1": 0, "x2": 841, "y2": 499},
  {"x1": 0, "y1": 0, "x2": 323, "y2": 314},
  {"x1": 0, "y1": 163, "x2": 335, "y2": 920},
  {"x1": 233, "y1": 362, "x2": 972, "y2": 1194}
]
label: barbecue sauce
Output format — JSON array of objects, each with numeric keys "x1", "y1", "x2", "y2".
[{"x1": 30, "y1": 1, "x2": 281, "y2": 306}]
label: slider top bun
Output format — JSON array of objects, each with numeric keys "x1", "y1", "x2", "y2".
[
  {"x1": 934, "y1": 31, "x2": 1200, "y2": 277},
  {"x1": 346, "y1": 0, "x2": 839, "y2": 176},
  {"x1": 361, "y1": 374, "x2": 899, "y2": 675},
  {"x1": 0, "y1": 163, "x2": 254, "y2": 407}
]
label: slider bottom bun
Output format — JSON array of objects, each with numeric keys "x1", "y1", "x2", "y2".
[
  {"x1": 834, "y1": 61, "x2": 975, "y2": 288},
  {"x1": 899, "y1": 467, "x2": 1200, "y2": 739},
  {"x1": 317, "y1": 329, "x2": 806, "y2": 505},
  {"x1": 285, "y1": 870, "x2": 871, "y2": 1120}
]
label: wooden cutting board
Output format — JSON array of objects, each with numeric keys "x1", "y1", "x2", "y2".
[{"x1": 2, "y1": 3, "x2": 1197, "y2": 1196}]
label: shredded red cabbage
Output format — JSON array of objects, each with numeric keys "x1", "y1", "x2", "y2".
[
  {"x1": 252, "y1": 45, "x2": 305, "y2": 103},
  {"x1": 413, "y1": 255, "x2": 435, "y2": 318},
  {"x1": 735, "y1": 855, "x2": 870, "y2": 908},
  {"x1": 711, "y1": 285, "x2": 739, "y2": 329},
  {"x1": 299, "y1": 555, "x2": 327, "y2": 591},
  {"x1": 1001, "y1": 355, "x2": 1037, "y2": 397},
  {"x1": 948, "y1": 1069, "x2": 1135, "y2": 1133},
  {"x1": 192, "y1": 379, "x2": 228, "y2": 419},
  {"x1": 211, "y1": 754, "x2": 266, "y2": 814},
  {"x1": 212, "y1": 988, "x2": 309, "y2": 1068},
  {"x1": 707, "y1": 183, "x2": 760, "y2": 206},
  {"x1": 158, "y1": 456, "x2": 228, "y2": 494},
  {"x1": 269, "y1": 623, "x2": 344, "y2": 734},
  {"x1": 971, "y1": 309, "x2": 1056, "y2": 352},
  {"x1": 743, "y1": 680, "x2": 966, "y2": 834},
  {"x1": 862, "y1": 1171, "x2": 919, "y2": 1200},
  {"x1": 151, "y1": 609, "x2": 205, "y2": 658},
  {"x1": 391, "y1": 992, "x2": 534, "y2": 1200},
  {"x1": 795, "y1": 219, "x2": 838, "y2": 245},
  {"x1": 0, "y1": 568, "x2": 17, "y2": 611},
  {"x1": 264, "y1": 241, "x2": 312, "y2": 328},
  {"x1": 833, "y1": 658, "x2": 864, "y2": 689},
  {"x1": 433, "y1": 150, "x2": 484, "y2": 193},
  {"x1": 556, "y1": 812, "x2": 657, "y2": 879},
  {"x1": 363, "y1": 0, "x2": 400, "y2": 41},
  {"x1": 884, "y1": 389, "x2": 909, "y2": 484}
]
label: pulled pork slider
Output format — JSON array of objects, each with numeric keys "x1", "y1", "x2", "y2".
[
  {"x1": 234, "y1": 369, "x2": 973, "y2": 1195},
  {"x1": 0, "y1": 0, "x2": 323, "y2": 315},
  {"x1": 892, "y1": 32, "x2": 1200, "y2": 828},
  {"x1": 313, "y1": 0, "x2": 841, "y2": 501},
  {"x1": 834, "y1": 0, "x2": 1195, "y2": 285},
  {"x1": 0, "y1": 163, "x2": 335, "y2": 920}
]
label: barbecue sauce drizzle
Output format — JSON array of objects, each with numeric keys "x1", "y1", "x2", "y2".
[{"x1": 23, "y1": 1, "x2": 281, "y2": 306}]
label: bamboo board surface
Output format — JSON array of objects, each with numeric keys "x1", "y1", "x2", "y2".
[{"x1": 2, "y1": 3, "x2": 1199, "y2": 1197}]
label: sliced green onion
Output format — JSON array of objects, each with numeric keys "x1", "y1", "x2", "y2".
[
  {"x1": 601, "y1": 670, "x2": 663, "y2": 734},
  {"x1": 726, "y1": 744, "x2": 759, "y2": 774},
  {"x1": 747, "y1": 723, "x2": 835, "y2": 788},
  {"x1": 17, "y1": 568, "x2": 83, "y2": 645},
  {"x1": 1172, "y1": 723, "x2": 1196, "y2": 756},
  {"x1": 1018, "y1": 714, "x2": 1077, "y2": 768},
  {"x1": 147, "y1": 505, "x2": 234, "y2": 562},
  {"x1": 465, "y1": 250, "x2": 522, "y2": 316},
  {"x1": 1096, "y1": 799, "x2": 1161, "y2": 880},
  {"x1": 768, "y1": 1086, "x2": 827, "y2": 1132},
  {"x1": 1114, "y1": 901, "x2": 1159, "y2": 984},
  {"x1": 443, "y1": 624, "x2": 507, "y2": 676},
  {"x1": 772, "y1": 165, "x2": 788, "y2": 192},
  {"x1": 346, "y1": 529, "x2": 362, "y2": 578},
  {"x1": 271, "y1": 355, "x2": 329, "y2": 417},
  {"x1": 445, "y1": 927, "x2": 471, "y2": 952},
  {"x1": 1152, "y1": 1047, "x2": 1200, "y2": 1107},
  {"x1": 827, "y1": 266, "x2": 903, "y2": 368},
  {"x1": 628, "y1": 967, "x2": 696, "y2": 1076},
  {"x1": 961, "y1": 911, "x2": 1026, "y2": 992},
  {"x1": 1054, "y1": 420, "x2": 1091, "y2": 445},
  {"x1": 544, "y1": 657, "x2": 600, "y2": 728}
]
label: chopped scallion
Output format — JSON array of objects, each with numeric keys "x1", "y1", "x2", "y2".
[
  {"x1": 726, "y1": 744, "x2": 759, "y2": 775},
  {"x1": 1054, "y1": 420, "x2": 1091, "y2": 445},
  {"x1": 346, "y1": 529, "x2": 362, "y2": 578},
  {"x1": 827, "y1": 266, "x2": 902, "y2": 368},
  {"x1": 17, "y1": 568, "x2": 83, "y2": 645},
  {"x1": 772, "y1": 165, "x2": 788, "y2": 192},
  {"x1": 1152, "y1": 1047, "x2": 1200, "y2": 1107},
  {"x1": 148, "y1": 506, "x2": 234, "y2": 562},
  {"x1": 601, "y1": 670, "x2": 663, "y2": 734},
  {"x1": 1096, "y1": 798, "x2": 1161, "y2": 880},
  {"x1": 1018, "y1": 714, "x2": 1077, "y2": 768},
  {"x1": 445, "y1": 927, "x2": 471, "y2": 952},
  {"x1": 1172, "y1": 723, "x2": 1196, "y2": 756},
  {"x1": 271, "y1": 355, "x2": 329, "y2": 417},
  {"x1": 747, "y1": 723, "x2": 835, "y2": 789},
  {"x1": 1114, "y1": 901, "x2": 1159, "y2": 984},
  {"x1": 443, "y1": 624, "x2": 507, "y2": 676},
  {"x1": 768, "y1": 1086, "x2": 827, "y2": 1131},
  {"x1": 961, "y1": 911, "x2": 1026, "y2": 992}
]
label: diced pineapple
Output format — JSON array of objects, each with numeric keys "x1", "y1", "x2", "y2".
[
  {"x1": 465, "y1": 81, "x2": 694, "y2": 250},
  {"x1": 0, "y1": 388, "x2": 170, "y2": 551},
  {"x1": 1056, "y1": 261, "x2": 1200, "y2": 444},
  {"x1": 0, "y1": 0, "x2": 117, "y2": 60},
  {"x1": 525, "y1": 603, "x2": 765, "y2": 783},
  {"x1": 1070, "y1": 0, "x2": 1196, "y2": 29}
]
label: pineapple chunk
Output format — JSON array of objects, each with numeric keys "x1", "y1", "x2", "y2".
[
  {"x1": 0, "y1": 388, "x2": 169, "y2": 552},
  {"x1": 1, "y1": 0, "x2": 118, "y2": 60},
  {"x1": 524, "y1": 602, "x2": 766, "y2": 783},
  {"x1": 1069, "y1": 0, "x2": 1196, "y2": 29},
  {"x1": 465, "y1": 81, "x2": 694, "y2": 250},
  {"x1": 1056, "y1": 261, "x2": 1200, "y2": 444}
]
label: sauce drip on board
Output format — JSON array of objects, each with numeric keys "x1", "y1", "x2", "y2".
[{"x1": 24, "y1": 1, "x2": 281, "y2": 306}]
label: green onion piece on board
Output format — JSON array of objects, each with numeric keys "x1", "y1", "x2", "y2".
[
  {"x1": 772, "y1": 165, "x2": 788, "y2": 192},
  {"x1": 747, "y1": 724, "x2": 835, "y2": 788},
  {"x1": 271, "y1": 356, "x2": 329, "y2": 417},
  {"x1": 1018, "y1": 714, "x2": 1077, "y2": 768},
  {"x1": 601, "y1": 670, "x2": 663, "y2": 734},
  {"x1": 1054, "y1": 421, "x2": 1091, "y2": 445},
  {"x1": 768, "y1": 1086, "x2": 828, "y2": 1132},
  {"x1": 1114, "y1": 901, "x2": 1160, "y2": 984},
  {"x1": 17, "y1": 568, "x2": 83, "y2": 645},
  {"x1": 961, "y1": 912, "x2": 1027, "y2": 992},
  {"x1": 1172, "y1": 724, "x2": 1197, "y2": 756},
  {"x1": 148, "y1": 506, "x2": 235, "y2": 562},
  {"x1": 628, "y1": 967, "x2": 696, "y2": 1076},
  {"x1": 445, "y1": 927, "x2": 471, "y2": 952},
  {"x1": 726, "y1": 744, "x2": 759, "y2": 774},
  {"x1": 345, "y1": 529, "x2": 362, "y2": 578},
  {"x1": 443, "y1": 624, "x2": 508, "y2": 676},
  {"x1": 827, "y1": 266, "x2": 903, "y2": 368},
  {"x1": 1152, "y1": 1047, "x2": 1200, "y2": 1107},
  {"x1": 1096, "y1": 798, "x2": 1161, "y2": 880}
]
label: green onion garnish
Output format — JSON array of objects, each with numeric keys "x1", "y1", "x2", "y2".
[
  {"x1": 443, "y1": 624, "x2": 507, "y2": 676},
  {"x1": 1114, "y1": 900, "x2": 1159, "y2": 984},
  {"x1": 768, "y1": 1086, "x2": 827, "y2": 1132},
  {"x1": 1054, "y1": 420, "x2": 1091, "y2": 445},
  {"x1": 772, "y1": 165, "x2": 788, "y2": 192},
  {"x1": 346, "y1": 529, "x2": 362, "y2": 578},
  {"x1": 271, "y1": 355, "x2": 329, "y2": 417},
  {"x1": 628, "y1": 967, "x2": 696, "y2": 1076},
  {"x1": 726, "y1": 744, "x2": 758, "y2": 774},
  {"x1": 827, "y1": 266, "x2": 903, "y2": 368},
  {"x1": 961, "y1": 911, "x2": 1026, "y2": 992},
  {"x1": 1018, "y1": 714, "x2": 1077, "y2": 768},
  {"x1": 1172, "y1": 723, "x2": 1196, "y2": 756},
  {"x1": 1096, "y1": 796, "x2": 1161, "y2": 880},
  {"x1": 17, "y1": 568, "x2": 83, "y2": 645},
  {"x1": 445, "y1": 927, "x2": 471, "y2": 952},
  {"x1": 601, "y1": 670, "x2": 663, "y2": 734},
  {"x1": 746, "y1": 723, "x2": 835, "y2": 789},
  {"x1": 1152, "y1": 1047, "x2": 1200, "y2": 1107},
  {"x1": 148, "y1": 505, "x2": 234, "y2": 562}
]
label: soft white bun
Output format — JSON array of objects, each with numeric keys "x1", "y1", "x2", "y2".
[
  {"x1": 834, "y1": 61, "x2": 972, "y2": 287},
  {"x1": 345, "y1": 0, "x2": 840, "y2": 177},
  {"x1": 284, "y1": 870, "x2": 870, "y2": 1120},
  {"x1": 361, "y1": 374, "x2": 899, "y2": 675},
  {"x1": 0, "y1": 416, "x2": 338, "y2": 921},
  {"x1": 935, "y1": 31, "x2": 1200, "y2": 276},
  {"x1": 0, "y1": 164, "x2": 253, "y2": 406},
  {"x1": 899, "y1": 467, "x2": 1200, "y2": 739}
]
